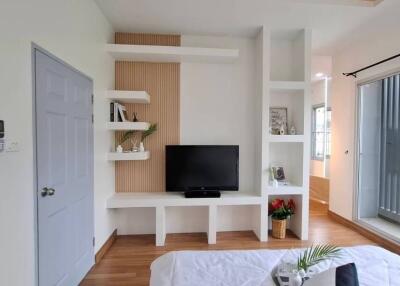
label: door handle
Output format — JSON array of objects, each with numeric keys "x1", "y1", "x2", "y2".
[{"x1": 41, "y1": 187, "x2": 56, "y2": 197}]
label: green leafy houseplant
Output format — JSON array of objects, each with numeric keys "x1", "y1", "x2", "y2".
[
  {"x1": 120, "y1": 130, "x2": 138, "y2": 145},
  {"x1": 297, "y1": 244, "x2": 342, "y2": 272},
  {"x1": 120, "y1": 123, "x2": 157, "y2": 146},
  {"x1": 141, "y1": 123, "x2": 157, "y2": 142}
]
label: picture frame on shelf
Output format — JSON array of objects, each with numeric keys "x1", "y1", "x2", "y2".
[
  {"x1": 271, "y1": 166, "x2": 286, "y2": 181},
  {"x1": 270, "y1": 107, "x2": 287, "y2": 135}
]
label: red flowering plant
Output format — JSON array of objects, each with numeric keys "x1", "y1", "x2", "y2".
[{"x1": 268, "y1": 198, "x2": 295, "y2": 220}]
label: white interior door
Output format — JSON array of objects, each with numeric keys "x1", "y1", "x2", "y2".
[{"x1": 35, "y1": 49, "x2": 94, "y2": 286}]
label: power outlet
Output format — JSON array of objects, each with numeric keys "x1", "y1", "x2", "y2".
[{"x1": 0, "y1": 120, "x2": 3, "y2": 152}]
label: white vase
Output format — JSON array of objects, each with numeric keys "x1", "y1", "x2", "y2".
[
  {"x1": 279, "y1": 124, "x2": 285, "y2": 135},
  {"x1": 139, "y1": 142, "x2": 145, "y2": 152},
  {"x1": 275, "y1": 263, "x2": 304, "y2": 286}
]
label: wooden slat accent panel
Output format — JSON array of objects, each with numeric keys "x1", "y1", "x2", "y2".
[
  {"x1": 114, "y1": 33, "x2": 180, "y2": 193},
  {"x1": 309, "y1": 175, "x2": 329, "y2": 203},
  {"x1": 115, "y1": 32, "x2": 180, "y2": 46}
]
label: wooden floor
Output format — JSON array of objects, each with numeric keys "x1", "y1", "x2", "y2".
[{"x1": 81, "y1": 202, "x2": 374, "y2": 286}]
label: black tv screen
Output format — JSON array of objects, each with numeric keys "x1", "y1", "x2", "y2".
[{"x1": 166, "y1": 145, "x2": 239, "y2": 192}]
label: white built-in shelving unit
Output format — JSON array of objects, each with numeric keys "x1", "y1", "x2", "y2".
[
  {"x1": 106, "y1": 44, "x2": 239, "y2": 63},
  {"x1": 255, "y1": 27, "x2": 311, "y2": 241},
  {"x1": 107, "y1": 151, "x2": 150, "y2": 161},
  {"x1": 106, "y1": 121, "x2": 150, "y2": 131},
  {"x1": 107, "y1": 192, "x2": 262, "y2": 246},
  {"x1": 107, "y1": 90, "x2": 151, "y2": 161},
  {"x1": 107, "y1": 90, "x2": 150, "y2": 104},
  {"x1": 267, "y1": 135, "x2": 305, "y2": 143},
  {"x1": 105, "y1": 30, "x2": 311, "y2": 245}
]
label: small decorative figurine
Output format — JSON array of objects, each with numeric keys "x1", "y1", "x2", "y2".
[
  {"x1": 279, "y1": 124, "x2": 285, "y2": 135},
  {"x1": 116, "y1": 145, "x2": 123, "y2": 153},
  {"x1": 139, "y1": 142, "x2": 145, "y2": 152},
  {"x1": 290, "y1": 126, "x2": 296, "y2": 135},
  {"x1": 132, "y1": 112, "x2": 139, "y2": 122},
  {"x1": 131, "y1": 139, "x2": 139, "y2": 152}
]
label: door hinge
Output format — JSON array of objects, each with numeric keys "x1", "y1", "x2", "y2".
[
  {"x1": 91, "y1": 94, "x2": 94, "y2": 105},
  {"x1": 93, "y1": 237, "x2": 95, "y2": 247}
]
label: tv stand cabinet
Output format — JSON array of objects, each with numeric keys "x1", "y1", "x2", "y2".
[
  {"x1": 184, "y1": 190, "x2": 221, "y2": 198},
  {"x1": 107, "y1": 192, "x2": 266, "y2": 246}
]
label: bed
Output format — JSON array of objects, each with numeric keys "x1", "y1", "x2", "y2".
[{"x1": 150, "y1": 245, "x2": 400, "y2": 286}]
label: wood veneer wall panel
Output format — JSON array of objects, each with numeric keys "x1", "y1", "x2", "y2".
[
  {"x1": 114, "y1": 33, "x2": 180, "y2": 193},
  {"x1": 115, "y1": 32, "x2": 180, "y2": 46}
]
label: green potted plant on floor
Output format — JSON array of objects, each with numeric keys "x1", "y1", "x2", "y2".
[{"x1": 269, "y1": 198, "x2": 295, "y2": 239}]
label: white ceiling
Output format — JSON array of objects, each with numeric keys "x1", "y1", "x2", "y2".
[{"x1": 95, "y1": 0, "x2": 396, "y2": 54}]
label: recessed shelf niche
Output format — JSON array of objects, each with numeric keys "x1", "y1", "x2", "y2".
[
  {"x1": 267, "y1": 194, "x2": 306, "y2": 239},
  {"x1": 270, "y1": 29, "x2": 306, "y2": 82},
  {"x1": 269, "y1": 89, "x2": 304, "y2": 135},
  {"x1": 268, "y1": 142, "x2": 304, "y2": 188}
]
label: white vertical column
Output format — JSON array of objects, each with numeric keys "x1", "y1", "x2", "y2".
[
  {"x1": 253, "y1": 204, "x2": 268, "y2": 242},
  {"x1": 156, "y1": 206, "x2": 166, "y2": 246},
  {"x1": 302, "y1": 28, "x2": 312, "y2": 241},
  {"x1": 301, "y1": 195, "x2": 309, "y2": 240},
  {"x1": 208, "y1": 205, "x2": 217, "y2": 244}
]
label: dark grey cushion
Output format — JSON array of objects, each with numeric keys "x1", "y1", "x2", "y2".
[{"x1": 303, "y1": 263, "x2": 359, "y2": 286}]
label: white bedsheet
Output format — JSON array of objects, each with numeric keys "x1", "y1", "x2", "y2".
[{"x1": 150, "y1": 245, "x2": 400, "y2": 286}]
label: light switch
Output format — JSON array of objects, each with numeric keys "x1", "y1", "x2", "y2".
[{"x1": 6, "y1": 141, "x2": 19, "y2": 152}]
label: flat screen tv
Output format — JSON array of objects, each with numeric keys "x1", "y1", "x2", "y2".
[{"x1": 166, "y1": 145, "x2": 239, "y2": 198}]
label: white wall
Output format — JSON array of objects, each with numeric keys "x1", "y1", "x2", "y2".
[
  {"x1": 310, "y1": 79, "x2": 326, "y2": 177},
  {"x1": 0, "y1": 1, "x2": 115, "y2": 285},
  {"x1": 330, "y1": 5, "x2": 400, "y2": 220},
  {"x1": 181, "y1": 35, "x2": 258, "y2": 232},
  {"x1": 180, "y1": 35, "x2": 256, "y2": 192},
  {"x1": 115, "y1": 35, "x2": 259, "y2": 235}
]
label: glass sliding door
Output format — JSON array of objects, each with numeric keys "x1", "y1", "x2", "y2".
[
  {"x1": 357, "y1": 80, "x2": 382, "y2": 220},
  {"x1": 379, "y1": 75, "x2": 400, "y2": 223},
  {"x1": 357, "y1": 73, "x2": 400, "y2": 241}
]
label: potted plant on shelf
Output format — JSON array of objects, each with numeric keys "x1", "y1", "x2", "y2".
[
  {"x1": 269, "y1": 198, "x2": 295, "y2": 239},
  {"x1": 139, "y1": 123, "x2": 157, "y2": 152},
  {"x1": 120, "y1": 130, "x2": 139, "y2": 152}
]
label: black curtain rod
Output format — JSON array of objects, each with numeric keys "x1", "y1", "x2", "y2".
[{"x1": 343, "y1": 53, "x2": 400, "y2": 78}]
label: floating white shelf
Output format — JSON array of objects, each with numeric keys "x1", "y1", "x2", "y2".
[
  {"x1": 269, "y1": 81, "x2": 306, "y2": 90},
  {"x1": 265, "y1": 185, "x2": 305, "y2": 195},
  {"x1": 107, "y1": 90, "x2": 150, "y2": 104},
  {"x1": 108, "y1": 151, "x2": 150, "y2": 161},
  {"x1": 267, "y1": 135, "x2": 305, "y2": 143},
  {"x1": 107, "y1": 122, "x2": 150, "y2": 131},
  {"x1": 106, "y1": 44, "x2": 239, "y2": 64},
  {"x1": 106, "y1": 192, "x2": 262, "y2": 208}
]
